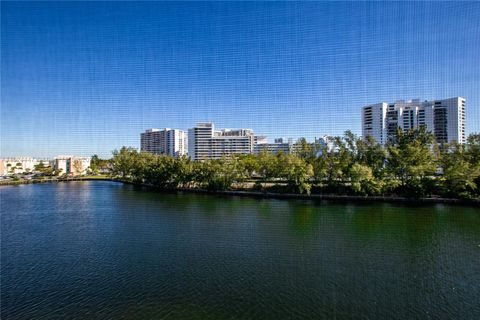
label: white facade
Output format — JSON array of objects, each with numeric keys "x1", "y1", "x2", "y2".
[
  {"x1": 166, "y1": 129, "x2": 187, "y2": 158},
  {"x1": 188, "y1": 123, "x2": 257, "y2": 160},
  {"x1": 253, "y1": 137, "x2": 296, "y2": 155},
  {"x1": 254, "y1": 135, "x2": 268, "y2": 145},
  {"x1": 54, "y1": 156, "x2": 91, "y2": 176},
  {"x1": 254, "y1": 142, "x2": 292, "y2": 155},
  {"x1": 362, "y1": 97, "x2": 466, "y2": 145},
  {"x1": 140, "y1": 128, "x2": 187, "y2": 158},
  {"x1": 432, "y1": 97, "x2": 466, "y2": 144},
  {"x1": 362, "y1": 103, "x2": 388, "y2": 145},
  {"x1": 0, "y1": 157, "x2": 50, "y2": 175},
  {"x1": 188, "y1": 123, "x2": 213, "y2": 160}
]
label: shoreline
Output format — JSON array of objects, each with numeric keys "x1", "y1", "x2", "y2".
[
  {"x1": 2, "y1": 177, "x2": 479, "y2": 206},
  {"x1": 119, "y1": 179, "x2": 480, "y2": 206},
  {"x1": 0, "y1": 176, "x2": 113, "y2": 186}
]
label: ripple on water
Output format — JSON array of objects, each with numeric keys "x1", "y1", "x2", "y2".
[{"x1": 1, "y1": 181, "x2": 479, "y2": 319}]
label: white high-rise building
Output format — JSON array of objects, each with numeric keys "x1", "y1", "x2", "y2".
[
  {"x1": 188, "y1": 123, "x2": 214, "y2": 160},
  {"x1": 140, "y1": 129, "x2": 165, "y2": 155},
  {"x1": 188, "y1": 123, "x2": 257, "y2": 160},
  {"x1": 140, "y1": 128, "x2": 187, "y2": 158},
  {"x1": 362, "y1": 97, "x2": 466, "y2": 145},
  {"x1": 362, "y1": 102, "x2": 388, "y2": 145},
  {"x1": 166, "y1": 129, "x2": 187, "y2": 158}
]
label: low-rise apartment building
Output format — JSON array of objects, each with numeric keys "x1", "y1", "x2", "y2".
[
  {"x1": 0, "y1": 158, "x2": 51, "y2": 175},
  {"x1": 54, "y1": 156, "x2": 91, "y2": 176}
]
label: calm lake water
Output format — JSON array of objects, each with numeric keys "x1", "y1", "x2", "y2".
[{"x1": 1, "y1": 181, "x2": 479, "y2": 319}]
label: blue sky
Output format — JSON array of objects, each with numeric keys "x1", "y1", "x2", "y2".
[{"x1": 2, "y1": 1, "x2": 479, "y2": 158}]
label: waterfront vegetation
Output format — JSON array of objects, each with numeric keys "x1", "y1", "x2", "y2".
[
  {"x1": 3, "y1": 128, "x2": 477, "y2": 200},
  {"x1": 109, "y1": 128, "x2": 480, "y2": 200}
]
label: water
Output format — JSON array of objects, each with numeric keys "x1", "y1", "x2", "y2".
[{"x1": 1, "y1": 181, "x2": 479, "y2": 319}]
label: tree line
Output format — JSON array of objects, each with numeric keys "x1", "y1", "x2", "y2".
[{"x1": 109, "y1": 128, "x2": 480, "y2": 199}]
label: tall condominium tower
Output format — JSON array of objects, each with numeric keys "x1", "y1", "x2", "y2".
[
  {"x1": 140, "y1": 128, "x2": 187, "y2": 158},
  {"x1": 188, "y1": 123, "x2": 258, "y2": 160},
  {"x1": 362, "y1": 97, "x2": 466, "y2": 145}
]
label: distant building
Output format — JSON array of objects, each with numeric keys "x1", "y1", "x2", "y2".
[
  {"x1": 188, "y1": 123, "x2": 259, "y2": 160},
  {"x1": 254, "y1": 135, "x2": 268, "y2": 145},
  {"x1": 314, "y1": 136, "x2": 335, "y2": 156},
  {"x1": 54, "y1": 156, "x2": 91, "y2": 176},
  {"x1": 274, "y1": 137, "x2": 293, "y2": 144},
  {"x1": 0, "y1": 157, "x2": 50, "y2": 175},
  {"x1": 140, "y1": 128, "x2": 187, "y2": 158},
  {"x1": 254, "y1": 137, "x2": 294, "y2": 155},
  {"x1": 362, "y1": 97, "x2": 466, "y2": 145},
  {"x1": 140, "y1": 129, "x2": 164, "y2": 155},
  {"x1": 0, "y1": 156, "x2": 90, "y2": 176},
  {"x1": 254, "y1": 137, "x2": 332, "y2": 156},
  {"x1": 253, "y1": 143, "x2": 292, "y2": 155}
]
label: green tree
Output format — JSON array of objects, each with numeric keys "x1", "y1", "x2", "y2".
[
  {"x1": 465, "y1": 133, "x2": 480, "y2": 164},
  {"x1": 356, "y1": 135, "x2": 387, "y2": 178},
  {"x1": 313, "y1": 135, "x2": 354, "y2": 191},
  {"x1": 466, "y1": 134, "x2": 480, "y2": 196},
  {"x1": 350, "y1": 163, "x2": 383, "y2": 195},
  {"x1": 110, "y1": 147, "x2": 139, "y2": 179},
  {"x1": 89, "y1": 154, "x2": 106, "y2": 174},
  {"x1": 173, "y1": 156, "x2": 195, "y2": 188},
  {"x1": 386, "y1": 127, "x2": 436, "y2": 196},
  {"x1": 343, "y1": 131, "x2": 358, "y2": 156},
  {"x1": 294, "y1": 137, "x2": 316, "y2": 164},
  {"x1": 192, "y1": 157, "x2": 242, "y2": 191},
  {"x1": 440, "y1": 141, "x2": 480, "y2": 198},
  {"x1": 142, "y1": 154, "x2": 178, "y2": 188},
  {"x1": 238, "y1": 154, "x2": 259, "y2": 178},
  {"x1": 277, "y1": 153, "x2": 313, "y2": 194},
  {"x1": 256, "y1": 151, "x2": 279, "y2": 189},
  {"x1": 104, "y1": 132, "x2": 480, "y2": 199},
  {"x1": 34, "y1": 162, "x2": 54, "y2": 176}
]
